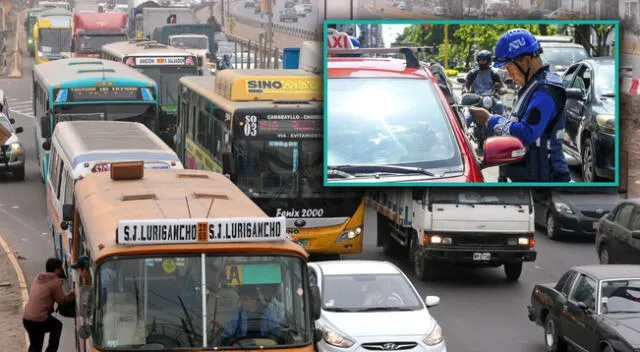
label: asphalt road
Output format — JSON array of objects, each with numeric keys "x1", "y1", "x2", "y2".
[
  {"x1": 233, "y1": 0, "x2": 321, "y2": 29},
  {"x1": 1, "y1": 55, "x2": 597, "y2": 351}
]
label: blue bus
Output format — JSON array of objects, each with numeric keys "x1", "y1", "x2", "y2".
[{"x1": 32, "y1": 58, "x2": 160, "y2": 182}]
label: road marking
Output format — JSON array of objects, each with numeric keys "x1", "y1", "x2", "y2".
[
  {"x1": 8, "y1": 99, "x2": 34, "y2": 118},
  {"x1": 0, "y1": 231, "x2": 30, "y2": 348}
]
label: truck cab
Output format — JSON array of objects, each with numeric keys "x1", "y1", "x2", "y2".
[
  {"x1": 368, "y1": 188, "x2": 537, "y2": 281},
  {"x1": 169, "y1": 33, "x2": 210, "y2": 70}
]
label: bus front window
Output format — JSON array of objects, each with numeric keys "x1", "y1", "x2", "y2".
[
  {"x1": 93, "y1": 255, "x2": 310, "y2": 349},
  {"x1": 54, "y1": 104, "x2": 158, "y2": 131},
  {"x1": 38, "y1": 28, "x2": 72, "y2": 53},
  {"x1": 138, "y1": 66, "x2": 200, "y2": 105},
  {"x1": 235, "y1": 140, "x2": 298, "y2": 198}
]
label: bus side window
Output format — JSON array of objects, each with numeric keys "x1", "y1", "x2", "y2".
[
  {"x1": 56, "y1": 164, "x2": 67, "y2": 201},
  {"x1": 74, "y1": 215, "x2": 87, "y2": 260},
  {"x1": 64, "y1": 170, "x2": 73, "y2": 205},
  {"x1": 48, "y1": 147, "x2": 57, "y2": 185}
]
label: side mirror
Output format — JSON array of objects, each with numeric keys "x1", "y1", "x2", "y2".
[
  {"x1": 482, "y1": 136, "x2": 526, "y2": 168},
  {"x1": 9, "y1": 118, "x2": 15, "y2": 124},
  {"x1": 60, "y1": 221, "x2": 69, "y2": 231},
  {"x1": 78, "y1": 324, "x2": 91, "y2": 339},
  {"x1": 314, "y1": 328, "x2": 323, "y2": 343},
  {"x1": 311, "y1": 285, "x2": 322, "y2": 321},
  {"x1": 456, "y1": 76, "x2": 466, "y2": 84},
  {"x1": 566, "y1": 87, "x2": 585, "y2": 101},
  {"x1": 222, "y1": 151, "x2": 235, "y2": 177},
  {"x1": 15, "y1": 126, "x2": 23, "y2": 134},
  {"x1": 577, "y1": 301, "x2": 591, "y2": 313},
  {"x1": 40, "y1": 116, "x2": 51, "y2": 138},
  {"x1": 632, "y1": 230, "x2": 640, "y2": 240},
  {"x1": 62, "y1": 204, "x2": 74, "y2": 221},
  {"x1": 42, "y1": 140, "x2": 51, "y2": 151},
  {"x1": 425, "y1": 295, "x2": 440, "y2": 307},
  {"x1": 460, "y1": 93, "x2": 482, "y2": 106}
]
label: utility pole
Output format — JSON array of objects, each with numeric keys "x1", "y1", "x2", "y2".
[
  {"x1": 444, "y1": 24, "x2": 449, "y2": 69},
  {"x1": 221, "y1": 0, "x2": 224, "y2": 26},
  {"x1": 266, "y1": 0, "x2": 273, "y2": 53}
]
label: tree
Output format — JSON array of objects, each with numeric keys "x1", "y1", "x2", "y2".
[{"x1": 572, "y1": 24, "x2": 614, "y2": 56}]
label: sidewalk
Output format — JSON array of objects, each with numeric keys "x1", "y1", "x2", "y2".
[{"x1": 0, "y1": 233, "x2": 28, "y2": 352}]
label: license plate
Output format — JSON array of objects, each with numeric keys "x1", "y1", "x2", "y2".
[
  {"x1": 473, "y1": 252, "x2": 491, "y2": 261},
  {"x1": 593, "y1": 222, "x2": 600, "y2": 230},
  {"x1": 297, "y1": 239, "x2": 308, "y2": 248}
]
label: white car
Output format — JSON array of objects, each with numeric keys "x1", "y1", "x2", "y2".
[{"x1": 308, "y1": 260, "x2": 447, "y2": 352}]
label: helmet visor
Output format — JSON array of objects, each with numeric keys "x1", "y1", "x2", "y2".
[{"x1": 493, "y1": 57, "x2": 510, "y2": 68}]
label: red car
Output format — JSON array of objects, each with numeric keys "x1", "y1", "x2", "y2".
[{"x1": 325, "y1": 47, "x2": 525, "y2": 184}]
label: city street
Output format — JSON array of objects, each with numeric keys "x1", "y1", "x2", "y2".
[{"x1": 1, "y1": 56, "x2": 597, "y2": 352}]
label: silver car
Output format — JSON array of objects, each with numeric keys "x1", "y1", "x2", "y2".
[
  {"x1": 0, "y1": 112, "x2": 25, "y2": 180},
  {"x1": 308, "y1": 260, "x2": 447, "y2": 352}
]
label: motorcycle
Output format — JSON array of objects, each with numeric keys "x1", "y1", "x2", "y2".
[{"x1": 456, "y1": 77, "x2": 511, "y2": 151}]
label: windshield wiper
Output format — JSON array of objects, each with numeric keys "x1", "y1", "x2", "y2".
[
  {"x1": 357, "y1": 307, "x2": 415, "y2": 312},
  {"x1": 606, "y1": 310, "x2": 640, "y2": 314},
  {"x1": 328, "y1": 165, "x2": 436, "y2": 178},
  {"x1": 323, "y1": 307, "x2": 360, "y2": 312}
]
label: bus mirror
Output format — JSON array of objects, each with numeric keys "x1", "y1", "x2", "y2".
[
  {"x1": 62, "y1": 204, "x2": 74, "y2": 222},
  {"x1": 78, "y1": 324, "x2": 91, "y2": 339},
  {"x1": 42, "y1": 140, "x2": 51, "y2": 151},
  {"x1": 79, "y1": 286, "x2": 93, "y2": 319},
  {"x1": 222, "y1": 152, "x2": 235, "y2": 175},
  {"x1": 40, "y1": 116, "x2": 51, "y2": 138},
  {"x1": 311, "y1": 286, "x2": 321, "y2": 320}
]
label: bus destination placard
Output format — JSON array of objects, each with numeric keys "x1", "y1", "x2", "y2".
[
  {"x1": 238, "y1": 113, "x2": 322, "y2": 139},
  {"x1": 117, "y1": 217, "x2": 287, "y2": 245},
  {"x1": 134, "y1": 57, "x2": 188, "y2": 65},
  {"x1": 68, "y1": 87, "x2": 142, "y2": 102}
]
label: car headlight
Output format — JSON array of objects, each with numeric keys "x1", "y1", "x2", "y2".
[
  {"x1": 323, "y1": 330, "x2": 354, "y2": 348},
  {"x1": 423, "y1": 323, "x2": 444, "y2": 346},
  {"x1": 508, "y1": 237, "x2": 530, "y2": 246},
  {"x1": 595, "y1": 114, "x2": 615, "y2": 132},
  {"x1": 9, "y1": 143, "x2": 23, "y2": 155},
  {"x1": 336, "y1": 227, "x2": 362, "y2": 242},
  {"x1": 554, "y1": 202, "x2": 573, "y2": 214}
]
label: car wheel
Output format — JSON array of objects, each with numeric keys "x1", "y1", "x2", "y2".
[
  {"x1": 504, "y1": 262, "x2": 522, "y2": 281},
  {"x1": 13, "y1": 165, "x2": 25, "y2": 181},
  {"x1": 546, "y1": 213, "x2": 560, "y2": 240},
  {"x1": 581, "y1": 138, "x2": 602, "y2": 182},
  {"x1": 413, "y1": 247, "x2": 437, "y2": 281},
  {"x1": 544, "y1": 315, "x2": 567, "y2": 352},
  {"x1": 599, "y1": 244, "x2": 611, "y2": 264},
  {"x1": 602, "y1": 345, "x2": 613, "y2": 352}
]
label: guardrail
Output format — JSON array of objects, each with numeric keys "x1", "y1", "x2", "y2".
[{"x1": 220, "y1": 32, "x2": 281, "y2": 70}]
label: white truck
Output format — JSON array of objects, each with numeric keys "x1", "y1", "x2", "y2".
[
  {"x1": 367, "y1": 188, "x2": 537, "y2": 281},
  {"x1": 141, "y1": 7, "x2": 198, "y2": 38}
]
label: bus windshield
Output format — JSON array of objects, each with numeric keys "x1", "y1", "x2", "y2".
[
  {"x1": 53, "y1": 103, "x2": 157, "y2": 129},
  {"x1": 77, "y1": 33, "x2": 128, "y2": 53},
  {"x1": 172, "y1": 37, "x2": 209, "y2": 50},
  {"x1": 137, "y1": 66, "x2": 199, "y2": 105},
  {"x1": 39, "y1": 28, "x2": 72, "y2": 53},
  {"x1": 93, "y1": 255, "x2": 310, "y2": 350}
]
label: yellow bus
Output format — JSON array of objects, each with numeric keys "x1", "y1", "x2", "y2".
[
  {"x1": 175, "y1": 70, "x2": 365, "y2": 258},
  {"x1": 59, "y1": 161, "x2": 322, "y2": 351},
  {"x1": 33, "y1": 7, "x2": 73, "y2": 64}
]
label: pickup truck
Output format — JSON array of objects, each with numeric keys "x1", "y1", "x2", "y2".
[{"x1": 527, "y1": 265, "x2": 640, "y2": 352}]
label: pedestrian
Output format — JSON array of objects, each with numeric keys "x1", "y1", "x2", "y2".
[
  {"x1": 22, "y1": 257, "x2": 75, "y2": 352},
  {"x1": 468, "y1": 28, "x2": 570, "y2": 182}
]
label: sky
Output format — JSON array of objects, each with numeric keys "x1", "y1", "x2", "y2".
[{"x1": 382, "y1": 24, "x2": 410, "y2": 47}]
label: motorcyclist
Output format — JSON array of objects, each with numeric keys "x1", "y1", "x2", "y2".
[
  {"x1": 462, "y1": 50, "x2": 507, "y2": 116},
  {"x1": 468, "y1": 28, "x2": 571, "y2": 182}
]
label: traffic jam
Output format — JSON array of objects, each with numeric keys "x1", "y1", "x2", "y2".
[{"x1": 0, "y1": 1, "x2": 636, "y2": 352}]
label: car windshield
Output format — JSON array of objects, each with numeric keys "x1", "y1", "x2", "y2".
[
  {"x1": 595, "y1": 62, "x2": 615, "y2": 97},
  {"x1": 540, "y1": 46, "x2": 589, "y2": 71},
  {"x1": 326, "y1": 78, "x2": 462, "y2": 171},
  {"x1": 93, "y1": 255, "x2": 310, "y2": 350},
  {"x1": 77, "y1": 34, "x2": 127, "y2": 53},
  {"x1": 601, "y1": 279, "x2": 640, "y2": 314},
  {"x1": 172, "y1": 37, "x2": 208, "y2": 50},
  {"x1": 322, "y1": 274, "x2": 422, "y2": 312},
  {"x1": 38, "y1": 28, "x2": 72, "y2": 53},
  {"x1": 430, "y1": 188, "x2": 531, "y2": 204}
]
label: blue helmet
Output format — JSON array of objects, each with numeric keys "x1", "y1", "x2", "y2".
[
  {"x1": 493, "y1": 28, "x2": 542, "y2": 68},
  {"x1": 349, "y1": 36, "x2": 361, "y2": 48}
]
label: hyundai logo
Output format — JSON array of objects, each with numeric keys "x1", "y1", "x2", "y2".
[
  {"x1": 382, "y1": 343, "x2": 398, "y2": 350},
  {"x1": 294, "y1": 219, "x2": 306, "y2": 227}
]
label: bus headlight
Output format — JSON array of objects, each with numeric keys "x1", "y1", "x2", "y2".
[{"x1": 336, "y1": 227, "x2": 362, "y2": 242}]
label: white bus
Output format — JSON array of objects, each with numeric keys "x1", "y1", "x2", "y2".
[{"x1": 46, "y1": 120, "x2": 183, "y2": 266}]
